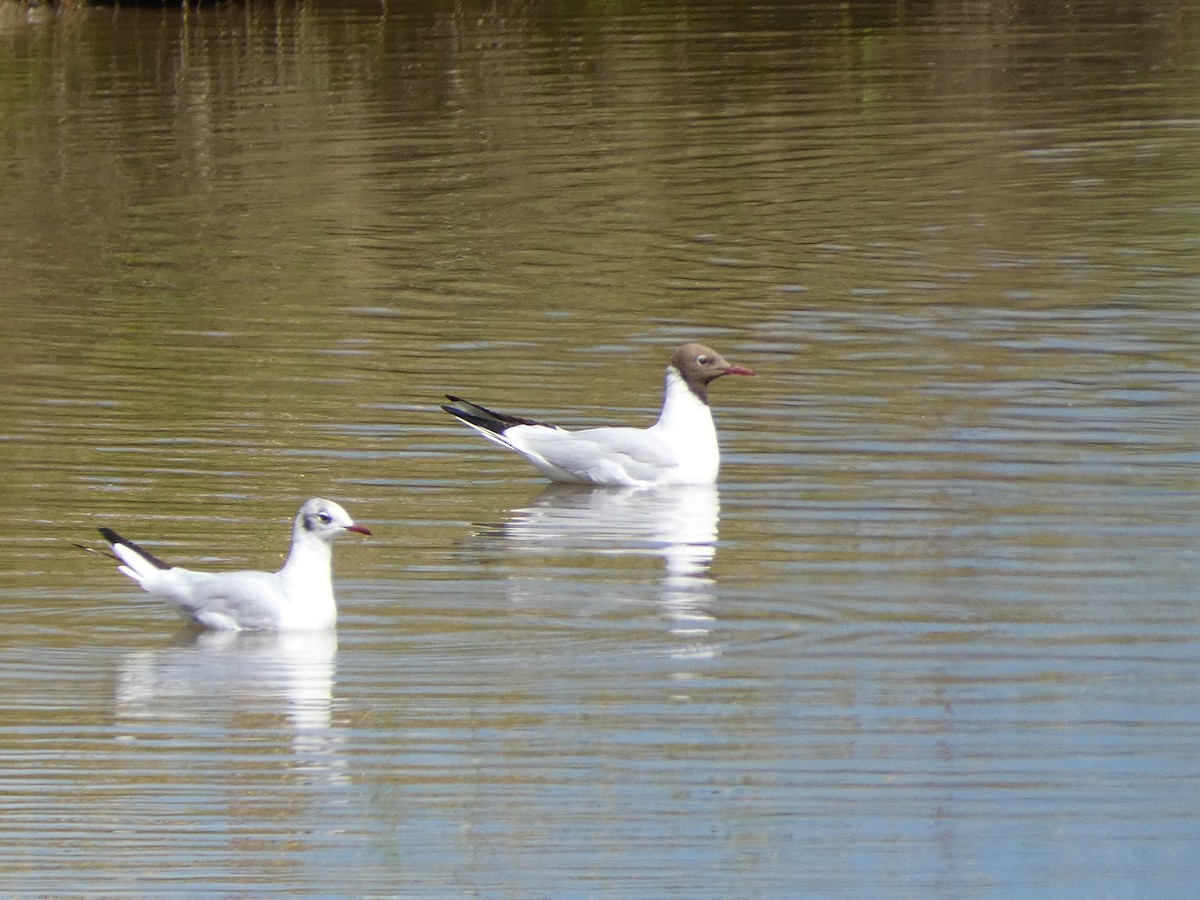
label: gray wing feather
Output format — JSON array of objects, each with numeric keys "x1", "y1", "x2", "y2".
[
  {"x1": 160, "y1": 570, "x2": 287, "y2": 630},
  {"x1": 508, "y1": 425, "x2": 676, "y2": 484}
]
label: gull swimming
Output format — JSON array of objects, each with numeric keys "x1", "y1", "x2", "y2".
[
  {"x1": 442, "y1": 342, "x2": 755, "y2": 487},
  {"x1": 97, "y1": 498, "x2": 370, "y2": 631}
]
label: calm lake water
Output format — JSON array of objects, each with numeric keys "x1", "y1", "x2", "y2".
[{"x1": 2, "y1": 0, "x2": 1199, "y2": 895}]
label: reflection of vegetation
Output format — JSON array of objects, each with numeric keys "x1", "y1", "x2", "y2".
[{"x1": 1, "y1": 0, "x2": 1199, "y2": 528}]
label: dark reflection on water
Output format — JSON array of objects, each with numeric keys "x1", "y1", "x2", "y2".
[{"x1": 1, "y1": 0, "x2": 1199, "y2": 895}]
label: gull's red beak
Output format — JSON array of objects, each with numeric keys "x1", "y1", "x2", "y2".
[
  {"x1": 722, "y1": 365, "x2": 756, "y2": 377},
  {"x1": 345, "y1": 524, "x2": 373, "y2": 536}
]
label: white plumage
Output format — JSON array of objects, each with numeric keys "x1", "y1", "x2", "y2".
[
  {"x1": 443, "y1": 342, "x2": 754, "y2": 487},
  {"x1": 98, "y1": 498, "x2": 371, "y2": 631}
]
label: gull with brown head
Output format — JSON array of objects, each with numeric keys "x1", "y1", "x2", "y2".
[{"x1": 442, "y1": 342, "x2": 755, "y2": 487}]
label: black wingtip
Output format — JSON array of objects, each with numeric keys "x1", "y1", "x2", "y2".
[
  {"x1": 442, "y1": 402, "x2": 507, "y2": 436},
  {"x1": 98, "y1": 526, "x2": 172, "y2": 570},
  {"x1": 441, "y1": 395, "x2": 558, "y2": 433}
]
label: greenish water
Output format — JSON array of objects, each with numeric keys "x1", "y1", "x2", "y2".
[{"x1": 1, "y1": 0, "x2": 1199, "y2": 895}]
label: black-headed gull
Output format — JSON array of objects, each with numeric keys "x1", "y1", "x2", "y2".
[
  {"x1": 442, "y1": 342, "x2": 755, "y2": 486},
  {"x1": 98, "y1": 498, "x2": 371, "y2": 631}
]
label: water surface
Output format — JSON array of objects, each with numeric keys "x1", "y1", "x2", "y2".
[{"x1": 1, "y1": 0, "x2": 1199, "y2": 895}]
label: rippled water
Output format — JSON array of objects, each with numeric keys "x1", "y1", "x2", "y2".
[{"x1": 2, "y1": 0, "x2": 1199, "y2": 895}]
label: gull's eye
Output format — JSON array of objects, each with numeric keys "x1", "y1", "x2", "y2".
[
  {"x1": 317, "y1": 512, "x2": 333, "y2": 524},
  {"x1": 696, "y1": 354, "x2": 709, "y2": 365}
]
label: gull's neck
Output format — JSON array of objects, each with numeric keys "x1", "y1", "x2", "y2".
[
  {"x1": 656, "y1": 364, "x2": 714, "y2": 429},
  {"x1": 272, "y1": 525, "x2": 338, "y2": 629},
  {"x1": 651, "y1": 365, "x2": 720, "y2": 482},
  {"x1": 280, "y1": 526, "x2": 334, "y2": 584}
]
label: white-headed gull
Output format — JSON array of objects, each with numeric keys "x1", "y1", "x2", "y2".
[
  {"x1": 442, "y1": 342, "x2": 755, "y2": 486},
  {"x1": 97, "y1": 498, "x2": 371, "y2": 631}
]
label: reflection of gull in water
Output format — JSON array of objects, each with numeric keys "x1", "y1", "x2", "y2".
[
  {"x1": 116, "y1": 630, "x2": 344, "y2": 779},
  {"x1": 500, "y1": 484, "x2": 721, "y2": 655}
]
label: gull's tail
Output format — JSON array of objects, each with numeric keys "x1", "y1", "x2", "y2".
[
  {"x1": 99, "y1": 527, "x2": 171, "y2": 585},
  {"x1": 442, "y1": 395, "x2": 558, "y2": 435}
]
